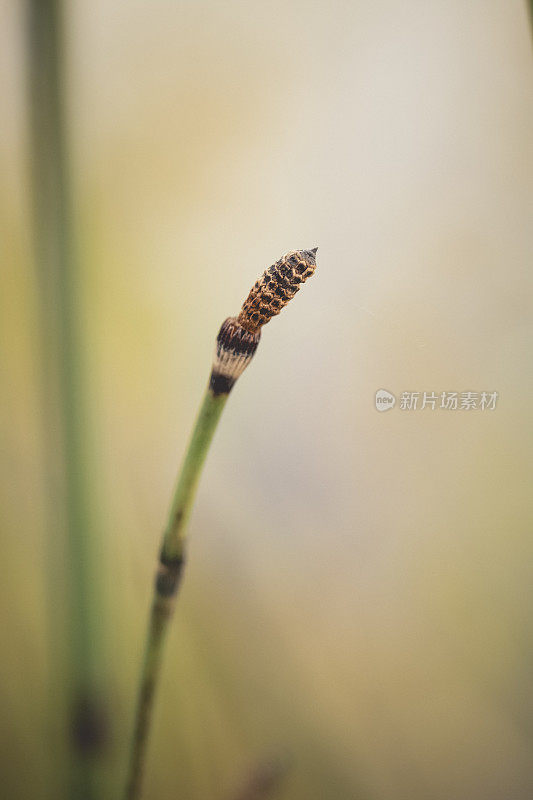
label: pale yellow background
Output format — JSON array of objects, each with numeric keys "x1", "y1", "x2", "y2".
[{"x1": 2, "y1": 2, "x2": 533, "y2": 798}]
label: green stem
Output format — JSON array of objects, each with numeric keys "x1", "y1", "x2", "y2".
[
  {"x1": 163, "y1": 386, "x2": 229, "y2": 560},
  {"x1": 27, "y1": 1, "x2": 106, "y2": 797},
  {"x1": 124, "y1": 385, "x2": 228, "y2": 800}
]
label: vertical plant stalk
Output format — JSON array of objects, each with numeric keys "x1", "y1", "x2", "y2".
[
  {"x1": 26, "y1": 1, "x2": 106, "y2": 798},
  {"x1": 124, "y1": 248, "x2": 318, "y2": 800},
  {"x1": 528, "y1": 0, "x2": 533, "y2": 39}
]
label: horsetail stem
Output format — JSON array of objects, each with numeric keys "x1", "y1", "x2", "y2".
[
  {"x1": 27, "y1": 1, "x2": 108, "y2": 797},
  {"x1": 124, "y1": 248, "x2": 318, "y2": 800}
]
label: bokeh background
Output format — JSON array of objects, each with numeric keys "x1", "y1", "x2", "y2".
[{"x1": 2, "y1": 1, "x2": 533, "y2": 799}]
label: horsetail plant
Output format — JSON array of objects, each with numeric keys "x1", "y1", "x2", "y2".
[
  {"x1": 124, "y1": 248, "x2": 318, "y2": 800},
  {"x1": 27, "y1": 2, "x2": 108, "y2": 798}
]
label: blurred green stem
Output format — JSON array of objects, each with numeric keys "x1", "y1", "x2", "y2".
[
  {"x1": 124, "y1": 387, "x2": 228, "y2": 800},
  {"x1": 27, "y1": 1, "x2": 105, "y2": 798},
  {"x1": 528, "y1": 1, "x2": 533, "y2": 40}
]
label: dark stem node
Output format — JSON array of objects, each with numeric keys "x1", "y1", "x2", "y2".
[
  {"x1": 70, "y1": 688, "x2": 110, "y2": 756},
  {"x1": 209, "y1": 370, "x2": 234, "y2": 396},
  {"x1": 155, "y1": 551, "x2": 185, "y2": 598}
]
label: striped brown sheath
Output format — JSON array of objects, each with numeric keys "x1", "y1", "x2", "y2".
[{"x1": 209, "y1": 247, "x2": 318, "y2": 396}]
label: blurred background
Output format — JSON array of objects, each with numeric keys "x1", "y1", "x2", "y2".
[{"x1": 2, "y1": 1, "x2": 533, "y2": 798}]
